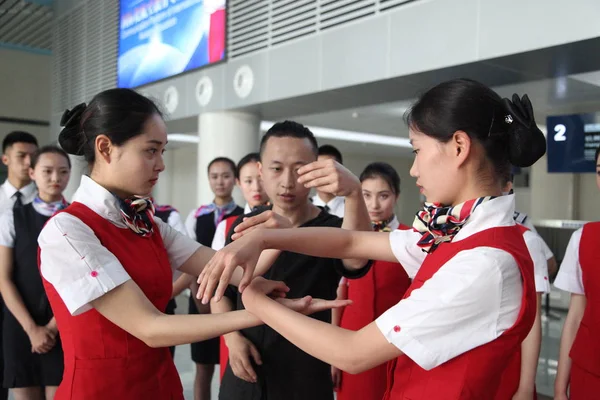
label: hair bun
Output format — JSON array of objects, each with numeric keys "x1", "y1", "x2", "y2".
[
  {"x1": 58, "y1": 103, "x2": 87, "y2": 156},
  {"x1": 501, "y1": 94, "x2": 546, "y2": 167}
]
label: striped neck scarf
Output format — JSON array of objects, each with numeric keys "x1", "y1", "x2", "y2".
[
  {"x1": 413, "y1": 196, "x2": 496, "y2": 253},
  {"x1": 194, "y1": 200, "x2": 238, "y2": 226},
  {"x1": 33, "y1": 196, "x2": 69, "y2": 216},
  {"x1": 372, "y1": 215, "x2": 396, "y2": 232},
  {"x1": 115, "y1": 196, "x2": 156, "y2": 237}
]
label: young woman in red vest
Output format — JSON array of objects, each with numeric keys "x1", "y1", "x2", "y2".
[
  {"x1": 198, "y1": 79, "x2": 547, "y2": 400},
  {"x1": 211, "y1": 152, "x2": 269, "y2": 381},
  {"x1": 332, "y1": 161, "x2": 411, "y2": 400},
  {"x1": 0, "y1": 146, "x2": 70, "y2": 400},
  {"x1": 553, "y1": 145, "x2": 600, "y2": 400},
  {"x1": 37, "y1": 88, "x2": 348, "y2": 400}
]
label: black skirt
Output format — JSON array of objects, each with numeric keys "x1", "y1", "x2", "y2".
[
  {"x1": 2, "y1": 307, "x2": 64, "y2": 388},
  {"x1": 189, "y1": 296, "x2": 220, "y2": 364}
]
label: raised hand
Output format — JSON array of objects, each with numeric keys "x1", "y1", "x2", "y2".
[
  {"x1": 231, "y1": 210, "x2": 292, "y2": 241},
  {"x1": 297, "y1": 159, "x2": 361, "y2": 197}
]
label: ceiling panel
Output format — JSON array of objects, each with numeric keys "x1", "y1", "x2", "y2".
[{"x1": 0, "y1": 0, "x2": 53, "y2": 53}]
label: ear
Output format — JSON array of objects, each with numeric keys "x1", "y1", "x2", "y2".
[
  {"x1": 451, "y1": 130, "x2": 472, "y2": 167},
  {"x1": 29, "y1": 167, "x2": 35, "y2": 181},
  {"x1": 258, "y1": 161, "x2": 263, "y2": 178},
  {"x1": 1, "y1": 154, "x2": 8, "y2": 167},
  {"x1": 95, "y1": 135, "x2": 113, "y2": 163},
  {"x1": 235, "y1": 178, "x2": 241, "y2": 187}
]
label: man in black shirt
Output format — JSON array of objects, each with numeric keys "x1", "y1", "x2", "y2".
[{"x1": 210, "y1": 121, "x2": 372, "y2": 400}]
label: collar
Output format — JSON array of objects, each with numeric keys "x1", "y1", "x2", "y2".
[
  {"x1": 312, "y1": 194, "x2": 344, "y2": 209},
  {"x1": 452, "y1": 195, "x2": 516, "y2": 242},
  {"x1": 2, "y1": 180, "x2": 36, "y2": 199},
  {"x1": 71, "y1": 175, "x2": 126, "y2": 227}
]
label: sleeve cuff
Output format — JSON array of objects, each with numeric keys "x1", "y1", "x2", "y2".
[
  {"x1": 375, "y1": 311, "x2": 438, "y2": 371},
  {"x1": 534, "y1": 275, "x2": 551, "y2": 294},
  {"x1": 61, "y1": 261, "x2": 131, "y2": 316}
]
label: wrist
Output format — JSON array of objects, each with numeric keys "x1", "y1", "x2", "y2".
[
  {"x1": 24, "y1": 322, "x2": 38, "y2": 335},
  {"x1": 223, "y1": 331, "x2": 243, "y2": 346}
]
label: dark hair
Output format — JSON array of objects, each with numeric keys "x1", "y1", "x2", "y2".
[
  {"x1": 260, "y1": 120, "x2": 318, "y2": 157},
  {"x1": 2, "y1": 131, "x2": 38, "y2": 153},
  {"x1": 208, "y1": 157, "x2": 236, "y2": 176},
  {"x1": 360, "y1": 162, "x2": 401, "y2": 195},
  {"x1": 405, "y1": 79, "x2": 546, "y2": 182},
  {"x1": 58, "y1": 88, "x2": 163, "y2": 164},
  {"x1": 236, "y1": 152, "x2": 260, "y2": 179},
  {"x1": 595, "y1": 146, "x2": 600, "y2": 164},
  {"x1": 318, "y1": 144, "x2": 343, "y2": 164},
  {"x1": 31, "y1": 145, "x2": 71, "y2": 169}
]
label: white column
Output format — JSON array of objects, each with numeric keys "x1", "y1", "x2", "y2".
[{"x1": 197, "y1": 111, "x2": 260, "y2": 205}]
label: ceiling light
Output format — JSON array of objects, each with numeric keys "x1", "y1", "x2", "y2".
[
  {"x1": 167, "y1": 133, "x2": 199, "y2": 143},
  {"x1": 260, "y1": 121, "x2": 411, "y2": 148}
]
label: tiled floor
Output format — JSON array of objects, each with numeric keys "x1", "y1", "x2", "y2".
[{"x1": 7, "y1": 295, "x2": 567, "y2": 399}]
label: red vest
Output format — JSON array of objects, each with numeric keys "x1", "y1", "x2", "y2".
[
  {"x1": 382, "y1": 225, "x2": 536, "y2": 400},
  {"x1": 39, "y1": 202, "x2": 183, "y2": 400},
  {"x1": 338, "y1": 225, "x2": 412, "y2": 400},
  {"x1": 570, "y1": 222, "x2": 600, "y2": 375},
  {"x1": 220, "y1": 215, "x2": 239, "y2": 381},
  {"x1": 493, "y1": 223, "x2": 537, "y2": 400}
]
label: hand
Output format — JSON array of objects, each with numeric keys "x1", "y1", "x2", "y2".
[
  {"x1": 197, "y1": 231, "x2": 265, "y2": 304},
  {"x1": 275, "y1": 297, "x2": 352, "y2": 316},
  {"x1": 331, "y1": 366, "x2": 342, "y2": 391},
  {"x1": 28, "y1": 325, "x2": 56, "y2": 354},
  {"x1": 512, "y1": 389, "x2": 534, "y2": 400},
  {"x1": 297, "y1": 159, "x2": 361, "y2": 197},
  {"x1": 231, "y1": 211, "x2": 292, "y2": 241},
  {"x1": 225, "y1": 333, "x2": 262, "y2": 383}
]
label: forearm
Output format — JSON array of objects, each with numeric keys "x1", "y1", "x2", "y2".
[
  {"x1": 555, "y1": 314, "x2": 580, "y2": 394},
  {"x1": 146, "y1": 310, "x2": 262, "y2": 348},
  {"x1": 244, "y1": 292, "x2": 400, "y2": 373},
  {"x1": 0, "y1": 280, "x2": 37, "y2": 333},
  {"x1": 340, "y1": 191, "x2": 372, "y2": 269},
  {"x1": 172, "y1": 274, "x2": 194, "y2": 297},
  {"x1": 211, "y1": 295, "x2": 244, "y2": 344},
  {"x1": 518, "y1": 293, "x2": 542, "y2": 393},
  {"x1": 260, "y1": 228, "x2": 396, "y2": 263}
]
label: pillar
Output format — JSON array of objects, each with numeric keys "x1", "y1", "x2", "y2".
[{"x1": 197, "y1": 111, "x2": 260, "y2": 206}]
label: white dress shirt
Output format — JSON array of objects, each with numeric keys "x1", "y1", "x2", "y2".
[
  {"x1": 522, "y1": 229, "x2": 551, "y2": 294},
  {"x1": 211, "y1": 203, "x2": 252, "y2": 251},
  {"x1": 0, "y1": 199, "x2": 62, "y2": 248},
  {"x1": 0, "y1": 180, "x2": 36, "y2": 210},
  {"x1": 518, "y1": 212, "x2": 554, "y2": 260},
  {"x1": 38, "y1": 176, "x2": 202, "y2": 316},
  {"x1": 376, "y1": 195, "x2": 526, "y2": 371},
  {"x1": 554, "y1": 228, "x2": 584, "y2": 295},
  {"x1": 311, "y1": 194, "x2": 345, "y2": 218},
  {"x1": 165, "y1": 210, "x2": 187, "y2": 235}
]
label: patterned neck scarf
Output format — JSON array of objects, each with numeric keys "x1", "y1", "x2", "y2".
[
  {"x1": 372, "y1": 215, "x2": 396, "y2": 232},
  {"x1": 412, "y1": 196, "x2": 496, "y2": 253},
  {"x1": 33, "y1": 196, "x2": 69, "y2": 216},
  {"x1": 115, "y1": 196, "x2": 156, "y2": 237},
  {"x1": 194, "y1": 199, "x2": 238, "y2": 226}
]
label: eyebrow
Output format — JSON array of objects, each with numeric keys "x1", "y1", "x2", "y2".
[{"x1": 147, "y1": 140, "x2": 165, "y2": 145}]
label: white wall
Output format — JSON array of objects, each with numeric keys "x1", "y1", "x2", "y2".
[
  {"x1": 577, "y1": 173, "x2": 599, "y2": 221},
  {"x1": 0, "y1": 48, "x2": 52, "y2": 145}
]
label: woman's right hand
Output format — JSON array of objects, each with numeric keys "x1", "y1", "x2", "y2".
[{"x1": 28, "y1": 325, "x2": 56, "y2": 354}]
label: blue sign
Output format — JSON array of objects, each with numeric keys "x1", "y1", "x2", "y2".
[
  {"x1": 117, "y1": 0, "x2": 226, "y2": 88},
  {"x1": 546, "y1": 113, "x2": 600, "y2": 173}
]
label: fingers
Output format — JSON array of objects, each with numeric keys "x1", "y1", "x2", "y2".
[
  {"x1": 203, "y1": 258, "x2": 236, "y2": 304},
  {"x1": 235, "y1": 213, "x2": 271, "y2": 233},
  {"x1": 237, "y1": 264, "x2": 255, "y2": 294},
  {"x1": 231, "y1": 357, "x2": 256, "y2": 383},
  {"x1": 248, "y1": 343, "x2": 263, "y2": 366},
  {"x1": 297, "y1": 160, "x2": 330, "y2": 176},
  {"x1": 301, "y1": 177, "x2": 336, "y2": 190},
  {"x1": 308, "y1": 299, "x2": 353, "y2": 314},
  {"x1": 231, "y1": 225, "x2": 258, "y2": 241},
  {"x1": 239, "y1": 355, "x2": 258, "y2": 383}
]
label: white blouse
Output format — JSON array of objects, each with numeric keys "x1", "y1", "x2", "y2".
[
  {"x1": 0, "y1": 199, "x2": 63, "y2": 248},
  {"x1": 38, "y1": 176, "x2": 202, "y2": 316},
  {"x1": 554, "y1": 228, "x2": 584, "y2": 295},
  {"x1": 376, "y1": 195, "x2": 527, "y2": 371}
]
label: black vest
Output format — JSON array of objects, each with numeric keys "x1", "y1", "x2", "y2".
[
  {"x1": 154, "y1": 209, "x2": 173, "y2": 224},
  {"x1": 13, "y1": 203, "x2": 53, "y2": 325},
  {"x1": 194, "y1": 206, "x2": 244, "y2": 246}
]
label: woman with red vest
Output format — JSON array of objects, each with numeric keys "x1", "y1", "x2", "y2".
[
  {"x1": 211, "y1": 152, "x2": 269, "y2": 381},
  {"x1": 332, "y1": 161, "x2": 411, "y2": 400},
  {"x1": 198, "y1": 79, "x2": 547, "y2": 400},
  {"x1": 37, "y1": 88, "x2": 347, "y2": 400},
  {"x1": 554, "y1": 145, "x2": 600, "y2": 400}
]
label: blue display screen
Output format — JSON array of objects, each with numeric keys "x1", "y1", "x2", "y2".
[
  {"x1": 546, "y1": 113, "x2": 600, "y2": 173},
  {"x1": 117, "y1": 0, "x2": 226, "y2": 88}
]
